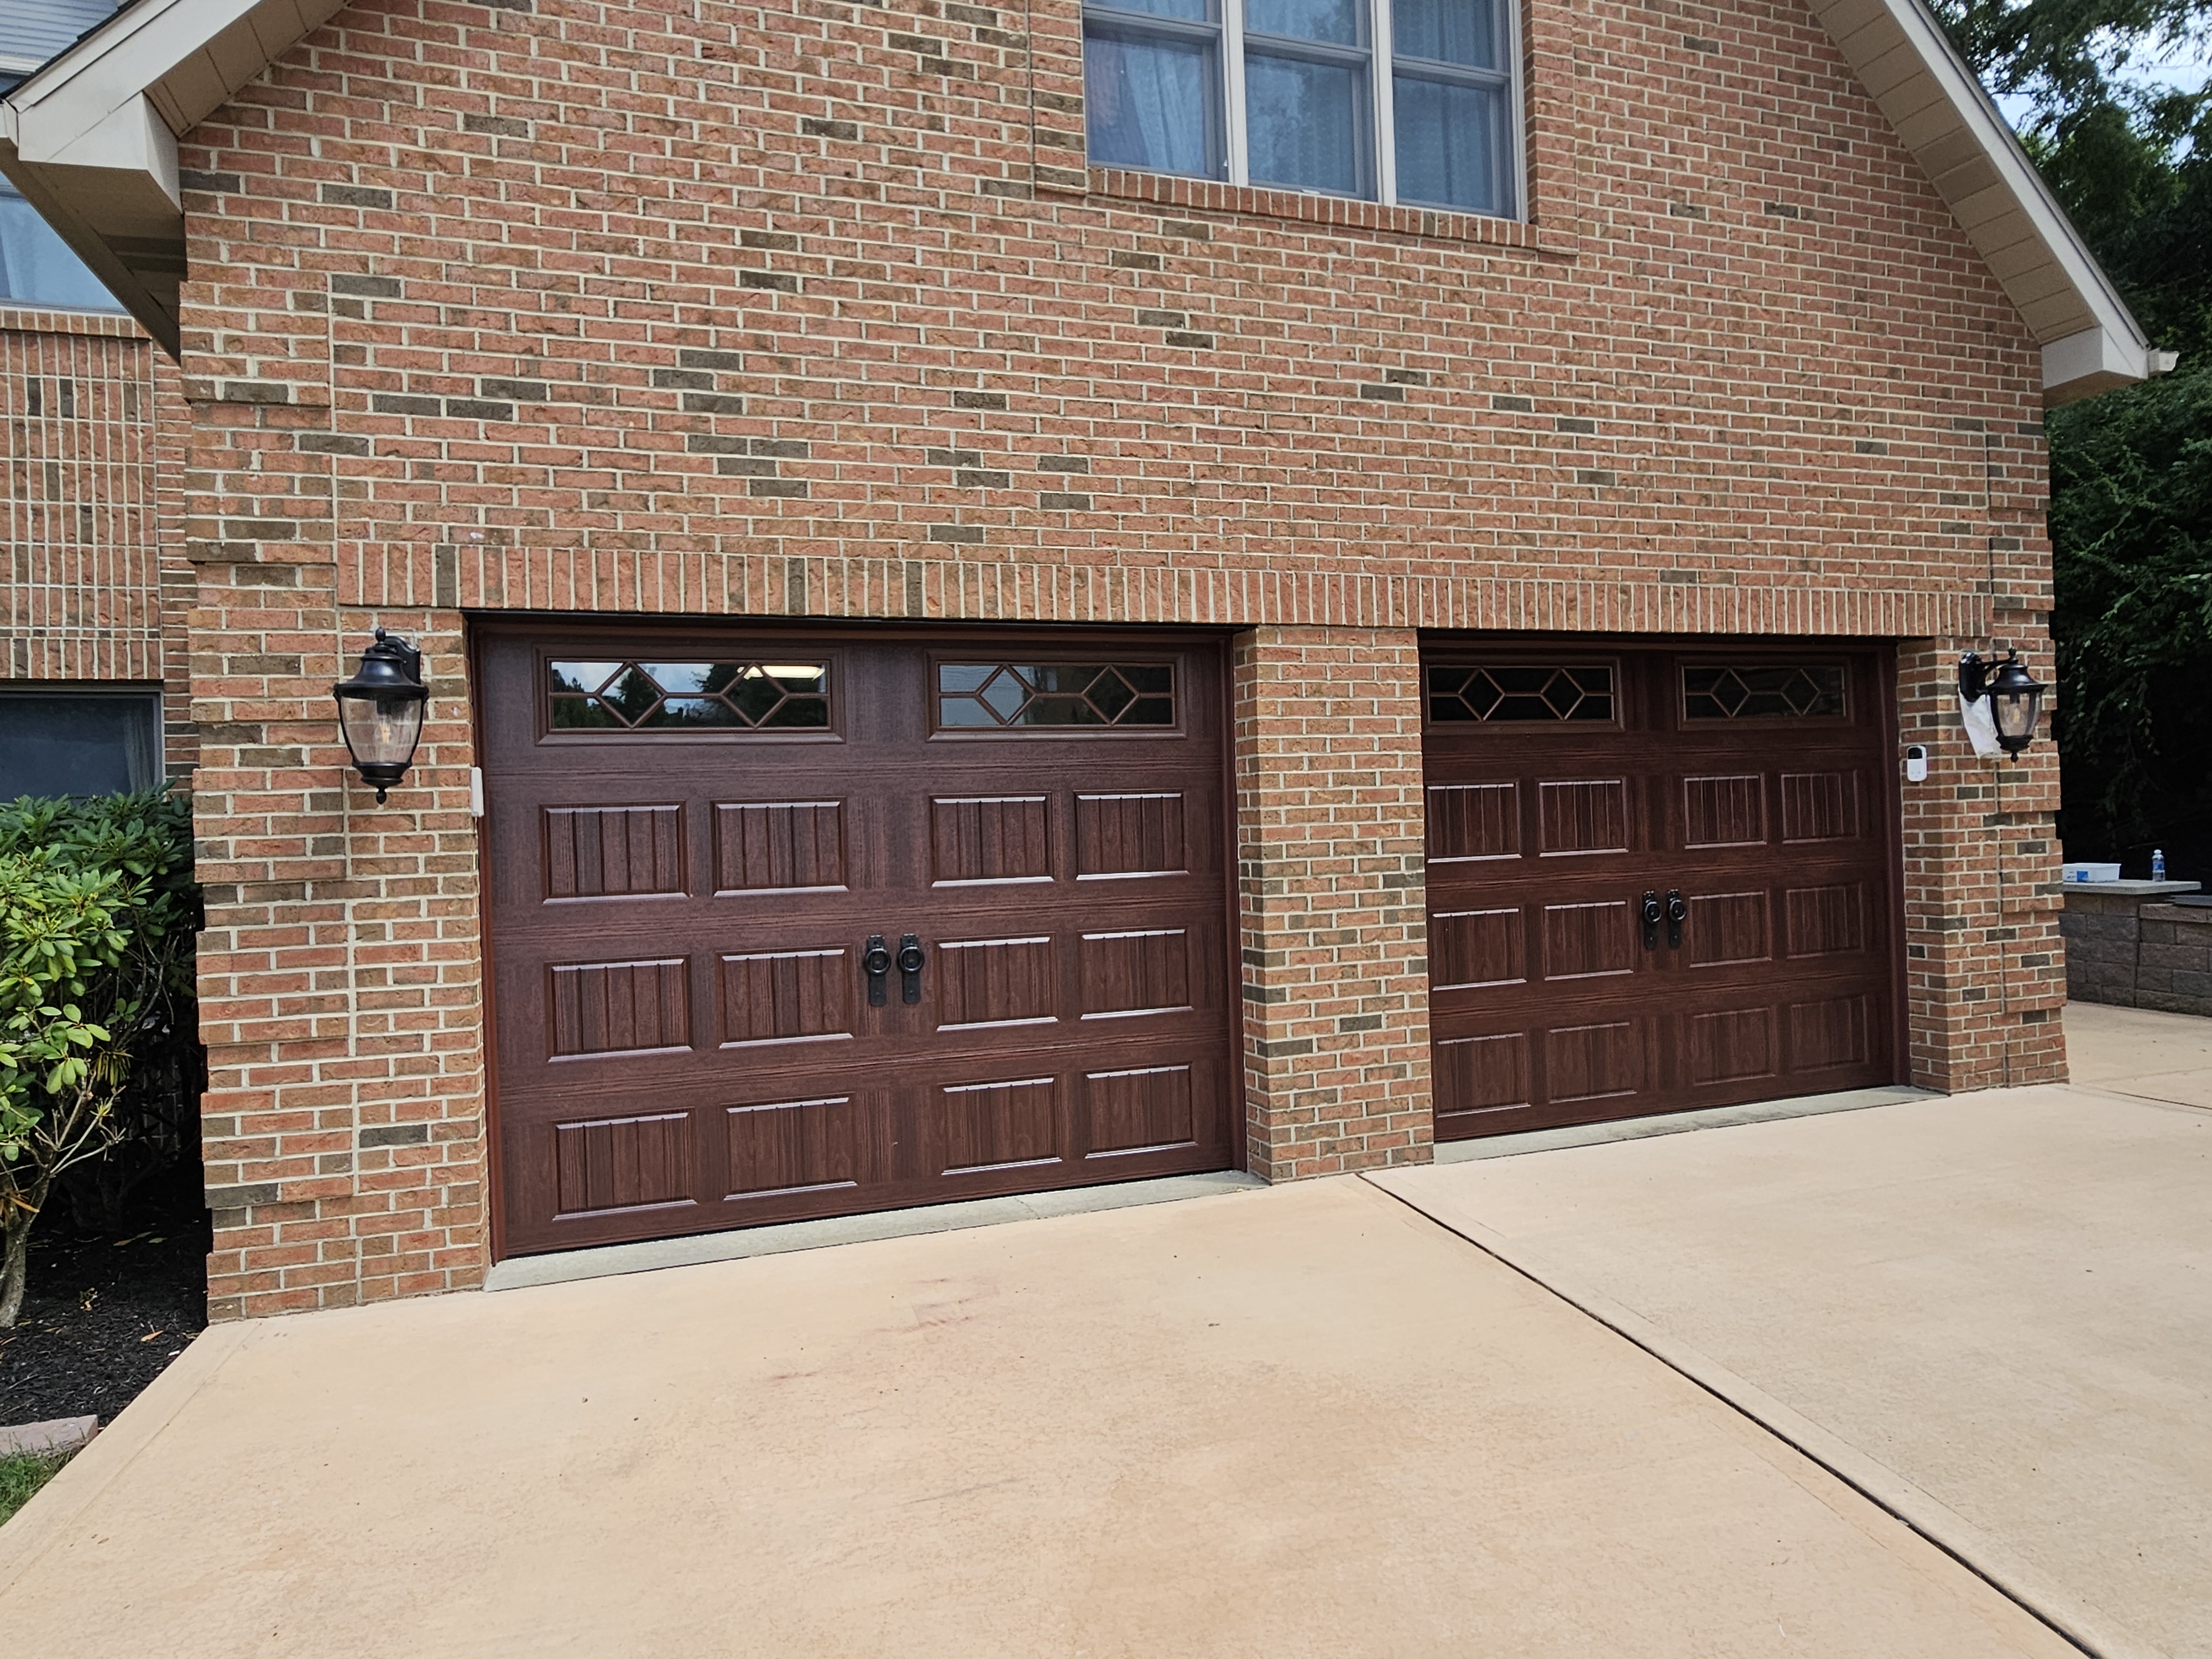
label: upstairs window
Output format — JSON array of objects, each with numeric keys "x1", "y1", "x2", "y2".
[
  {"x1": 0, "y1": 180, "x2": 123, "y2": 314},
  {"x1": 1081, "y1": 0, "x2": 1517, "y2": 216}
]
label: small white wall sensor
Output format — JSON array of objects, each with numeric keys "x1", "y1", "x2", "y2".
[
  {"x1": 1903, "y1": 745, "x2": 1929, "y2": 784},
  {"x1": 470, "y1": 766, "x2": 486, "y2": 818}
]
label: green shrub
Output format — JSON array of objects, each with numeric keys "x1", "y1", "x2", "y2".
[{"x1": 0, "y1": 788, "x2": 197, "y2": 1327}]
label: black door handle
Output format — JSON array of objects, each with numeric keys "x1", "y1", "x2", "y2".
[
  {"x1": 1666, "y1": 889, "x2": 1688, "y2": 950},
  {"x1": 863, "y1": 935, "x2": 892, "y2": 1008},
  {"x1": 1641, "y1": 891, "x2": 1662, "y2": 951},
  {"x1": 897, "y1": 933, "x2": 926, "y2": 1005}
]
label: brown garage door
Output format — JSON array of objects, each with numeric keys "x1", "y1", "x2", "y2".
[
  {"x1": 1421, "y1": 643, "x2": 1899, "y2": 1140},
  {"x1": 478, "y1": 625, "x2": 1237, "y2": 1258}
]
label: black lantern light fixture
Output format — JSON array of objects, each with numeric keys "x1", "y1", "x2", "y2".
[
  {"x1": 1959, "y1": 649, "x2": 2046, "y2": 760},
  {"x1": 332, "y1": 628, "x2": 428, "y2": 802}
]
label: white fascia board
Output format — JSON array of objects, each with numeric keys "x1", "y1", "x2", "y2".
[
  {"x1": 0, "y1": 0, "x2": 336, "y2": 355},
  {"x1": 10, "y1": 0, "x2": 279, "y2": 156},
  {"x1": 2043, "y1": 328, "x2": 2177, "y2": 406},
  {"x1": 1811, "y1": 0, "x2": 2160, "y2": 401}
]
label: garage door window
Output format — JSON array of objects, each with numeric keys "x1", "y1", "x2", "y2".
[
  {"x1": 936, "y1": 662, "x2": 1175, "y2": 729},
  {"x1": 547, "y1": 660, "x2": 830, "y2": 731},
  {"x1": 1681, "y1": 665, "x2": 1845, "y2": 721},
  {"x1": 1427, "y1": 664, "x2": 1614, "y2": 724}
]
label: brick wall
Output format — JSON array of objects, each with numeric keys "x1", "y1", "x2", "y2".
[
  {"x1": 1236, "y1": 629, "x2": 1432, "y2": 1178},
  {"x1": 168, "y1": 0, "x2": 2068, "y2": 1314},
  {"x1": 1898, "y1": 636, "x2": 2067, "y2": 1091},
  {"x1": 1, "y1": 305, "x2": 197, "y2": 775}
]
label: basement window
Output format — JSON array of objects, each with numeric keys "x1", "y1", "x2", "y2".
[
  {"x1": 1081, "y1": 0, "x2": 1519, "y2": 216},
  {"x1": 0, "y1": 180, "x2": 123, "y2": 314},
  {"x1": 0, "y1": 688, "x2": 161, "y2": 797}
]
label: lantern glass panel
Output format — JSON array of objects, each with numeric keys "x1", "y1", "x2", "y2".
[
  {"x1": 1991, "y1": 686, "x2": 2041, "y2": 743},
  {"x1": 340, "y1": 688, "x2": 426, "y2": 768}
]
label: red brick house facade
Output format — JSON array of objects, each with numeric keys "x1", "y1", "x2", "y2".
[
  {"x1": 1, "y1": 2, "x2": 196, "y2": 794},
  {"x1": 2, "y1": 0, "x2": 2161, "y2": 1316}
]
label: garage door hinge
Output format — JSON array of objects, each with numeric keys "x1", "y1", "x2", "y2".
[{"x1": 470, "y1": 766, "x2": 485, "y2": 819}]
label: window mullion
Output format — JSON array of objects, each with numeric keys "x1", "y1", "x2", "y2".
[
  {"x1": 1372, "y1": 0, "x2": 1397, "y2": 206},
  {"x1": 1222, "y1": 0, "x2": 1250, "y2": 186}
]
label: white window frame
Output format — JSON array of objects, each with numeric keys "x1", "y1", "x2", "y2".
[{"x1": 1081, "y1": 0, "x2": 1527, "y2": 220}]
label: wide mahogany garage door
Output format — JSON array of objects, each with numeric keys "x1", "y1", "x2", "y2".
[
  {"x1": 478, "y1": 625, "x2": 1237, "y2": 1258},
  {"x1": 1422, "y1": 643, "x2": 1900, "y2": 1140}
]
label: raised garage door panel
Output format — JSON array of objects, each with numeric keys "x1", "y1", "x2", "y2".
[
  {"x1": 479, "y1": 629, "x2": 1236, "y2": 1256},
  {"x1": 1422, "y1": 649, "x2": 1898, "y2": 1139}
]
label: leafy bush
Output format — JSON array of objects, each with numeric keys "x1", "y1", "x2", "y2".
[{"x1": 0, "y1": 789, "x2": 198, "y2": 1327}]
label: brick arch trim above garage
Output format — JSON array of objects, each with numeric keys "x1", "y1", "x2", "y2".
[{"x1": 333, "y1": 554, "x2": 1997, "y2": 643}]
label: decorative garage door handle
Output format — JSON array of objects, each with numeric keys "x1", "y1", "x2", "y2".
[
  {"x1": 863, "y1": 935, "x2": 893, "y2": 1008},
  {"x1": 897, "y1": 933, "x2": 927, "y2": 1004},
  {"x1": 1666, "y1": 890, "x2": 1688, "y2": 950},
  {"x1": 1641, "y1": 891, "x2": 1663, "y2": 951}
]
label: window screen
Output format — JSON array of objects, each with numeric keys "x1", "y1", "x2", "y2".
[{"x1": 0, "y1": 690, "x2": 162, "y2": 797}]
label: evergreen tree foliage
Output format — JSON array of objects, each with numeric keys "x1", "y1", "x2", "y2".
[{"x1": 1932, "y1": 0, "x2": 2212, "y2": 869}]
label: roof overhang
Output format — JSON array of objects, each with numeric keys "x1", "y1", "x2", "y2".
[
  {"x1": 1803, "y1": 0, "x2": 2166, "y2": 404},
  {"x1": 0, "y1": 0, "x2": 2173, "y2": 400},
  {"x1": 0, "y1": 0, "x2": 345, "y2": 354}
]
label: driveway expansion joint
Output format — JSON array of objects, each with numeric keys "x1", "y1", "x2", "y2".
[{"x1": 1358, "y1": 1170, "x2": 2166, "y2": 1659}]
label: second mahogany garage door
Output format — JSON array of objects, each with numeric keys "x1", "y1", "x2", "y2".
[
  {"x1": 478, "y1": 625, "x2": 1237, "y2": 1258},
  {"x1": 1421, "y1": 643, "x2": 1900, "y2": 1140}
]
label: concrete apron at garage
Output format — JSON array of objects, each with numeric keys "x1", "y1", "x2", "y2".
[
  {"x1": 1, "y1": 1178, "x2": 2074, "y2": 1659},
  {"x1": 1374, "y1": 1001, "x2": 2212, "y2": 1659}
]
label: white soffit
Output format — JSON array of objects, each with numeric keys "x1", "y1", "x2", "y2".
[
  {"x1": 1804, "y1": 0, "x2": 2162, "y2": 403},
  {"x1": 0, "y1": 0, "x2": 344, "y2": 352},
  {"x1": 0, "y1": 0, "x2": 2171, "y2": 399}
]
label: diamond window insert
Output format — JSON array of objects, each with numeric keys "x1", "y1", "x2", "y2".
[
  {"x1": 1682, "y1": 665, "x2": 1845, "y2": 721},
  {"x1": 1082, "y1": 0, "x2": 1517, "y2": 217},
  {"x1": 548, "y1": 661, "x2": 830, "y2": 730},
  {"x1": 937, "y1": 663, "x2": 1175, "y2": 729},
  {"x1": 1428, "y1": 664, "x2": 1615, "y2": 723}
]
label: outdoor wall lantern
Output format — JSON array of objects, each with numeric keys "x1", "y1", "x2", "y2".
[
  {"x1": 1958, "y1": 649, "x2": 2046, "y2": 760},
  {"x1": 332, "y1": 628, "x2": 428, "y2": 802}
]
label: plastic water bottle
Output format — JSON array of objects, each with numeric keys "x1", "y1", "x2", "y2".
[{"x1": 2152, "y1": 848, "x2": 2167, "y2": 882}]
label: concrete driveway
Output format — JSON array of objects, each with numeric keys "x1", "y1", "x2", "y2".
[
  {"x1": 2, "y1": 1176, "x2": 2075, "y2": 1658},
  {"x1": 1376, "y1": 1002, "x2": 2212, "y2": 1659},
  {"x1": 3, "y1": 1004, "x2": 2202, "y2": 1658}
]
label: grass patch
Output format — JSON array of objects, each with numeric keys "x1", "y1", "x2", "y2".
[{"x1": 0, "y1": 1449, "x2": 72, "y2": 1525}]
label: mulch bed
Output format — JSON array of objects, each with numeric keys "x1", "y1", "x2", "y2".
[{"x1": 0, "y1": 1168, "x2": 207, "y2": 1427}]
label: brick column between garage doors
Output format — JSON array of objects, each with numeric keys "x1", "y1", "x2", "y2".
[{"x1": 1233, "y1": 627, "x2": 1433, "y2": 1178}]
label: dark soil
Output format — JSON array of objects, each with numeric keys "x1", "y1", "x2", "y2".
[{"x1": 0, "y1": 1168, "x2": 208, "y2": 1427}]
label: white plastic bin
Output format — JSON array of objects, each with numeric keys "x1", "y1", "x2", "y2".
[{"x1": 2062, "y1": 862, "x2": 2124, "y2": 883}]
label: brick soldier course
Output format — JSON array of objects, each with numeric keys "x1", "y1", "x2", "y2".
[{"x1": 4, "y1": 0, "x2": 2127, "y2": 1316}]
